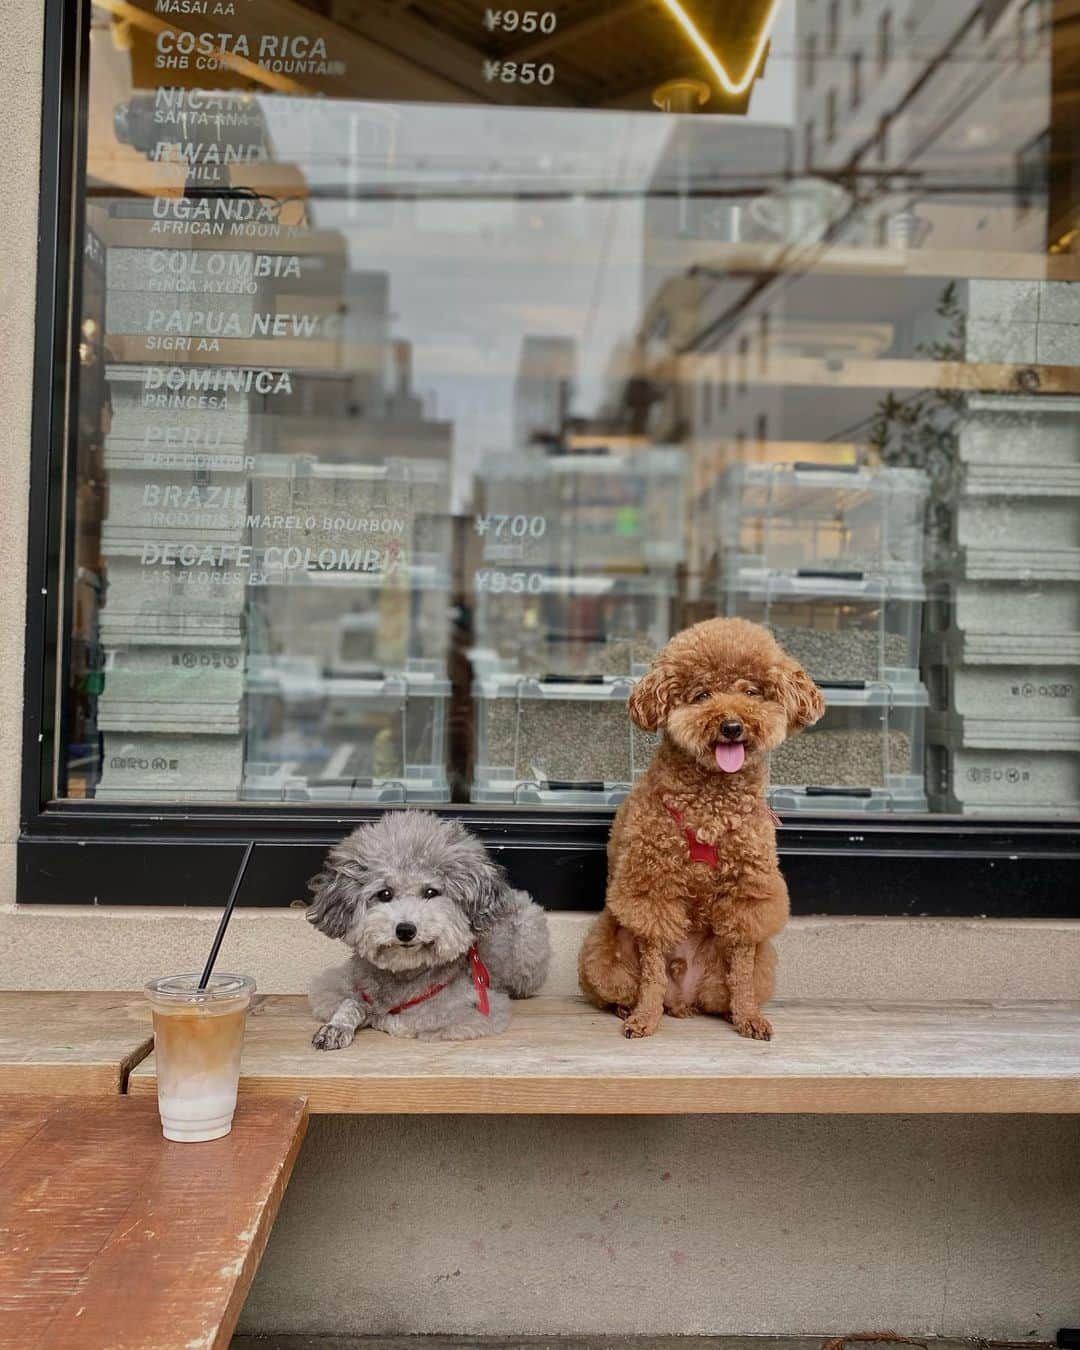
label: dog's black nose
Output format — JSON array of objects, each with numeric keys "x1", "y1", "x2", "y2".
[
  {"x1": 395, "y1": 922, "x2": 417, "y2": 943},
  {"x1": 720, "y1": 719, "x2": 743, "y2": 741}
]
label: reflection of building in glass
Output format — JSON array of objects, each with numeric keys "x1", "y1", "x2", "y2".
[
  {"x1": 513, "y1": 336, "x2": 577, "y2": 446},
  {"x1": 627, "y1": 0, "x2": 1068, "y2": 813},
  {"x1": 640, "y1": 118, "x2": 793, "y2": 310}
]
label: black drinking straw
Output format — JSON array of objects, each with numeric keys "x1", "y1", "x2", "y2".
[{"x1": 198, "y1": 841, "x2": 255, "y2": 991}]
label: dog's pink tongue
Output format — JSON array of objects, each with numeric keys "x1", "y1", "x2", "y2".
[{"x1": 714, "y1": 742, "x2": 746, "y2": 773}]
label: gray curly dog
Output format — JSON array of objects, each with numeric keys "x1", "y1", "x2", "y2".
[{"x1": 307, "y1": 812, "x2": 551, "y2": 1046}]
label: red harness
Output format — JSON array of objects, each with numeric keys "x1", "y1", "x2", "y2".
[
  {"x1": 665, "y1": 803, "x2": 720, "y2": 868},
  {"x1": 664, "y1": 801, "x2": 783, "y2": 870},
  {"x1": 360, "y1": 944, "x2": 491, "y2": 1017}
]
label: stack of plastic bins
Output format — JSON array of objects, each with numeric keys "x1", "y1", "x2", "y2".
[
  {"x1": 242, "y1": 454, "x2": 452, "y2": 803},
  {"x1": 471, "y1": 675, "x2": 660, "y2": 805},
  {"x1": 469, "y1": 447, "x2": 686, "y2": 804},
  {"x1": 718, "y1": 463, "x2": 930, "y2": 812},
  {"x1": 247, "y1": 455, "x2": 448, "y2": 570},
  {"x1": 717, "y1": 463, "x2": 929, "y2": 578},
  {"x1": 95, "y1": 366, "x2": 252, "y2": 803},
  {"x1": 724, "y1": 569, "x2": 925, "y2": 686},
  {"x1": 473, "y1": 448, "x2": 687, "y2": 572},
  {"x1": 925, "y1": 320, "x2": 1080, "y2": 812},
  {"x1": 768, "y1": 683, "x2": 928, "y2": 812},
  {"x1": 469, "y1": 572, "x2": 673, "y2": 681},
  {"x1": 243, "y1": 661, "x2": 450, "y2": 804}
]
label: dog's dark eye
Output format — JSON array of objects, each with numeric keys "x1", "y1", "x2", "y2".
[
  {"x1": 744, "y1": 686, "x2": 763, "y2": 698},
  {"x1": 691, "y1": 689, "x2": 710, "y2": 703},
  {"x1": 374, "y1": 888, "x2": 394, "y2": 903},
  {"x1": 421, "y1": 886, "x2": 441, "y2": 899}
]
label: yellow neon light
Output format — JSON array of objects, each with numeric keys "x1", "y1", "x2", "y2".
[{"x1": 659, "y1": 0, "x2": 783, "y2": 97}]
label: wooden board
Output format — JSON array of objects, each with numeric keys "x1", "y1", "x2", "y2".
[
  {"x1": 0, "y1": 1095, "x2": 307, "y2": 1350},
  {"x1": 0, "y1": 992, "x2": 153, "y2": 1096},
  {"x1": 128, "y1": 995, "x2": 1080, "y2": 1115}
]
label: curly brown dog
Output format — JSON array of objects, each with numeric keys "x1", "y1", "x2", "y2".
[{"x1": 579, "y1": 617, "x2": 825, "y2": 1040}]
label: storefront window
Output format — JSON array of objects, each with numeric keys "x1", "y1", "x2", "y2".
[{"x1": 57, "y1": 0, "x2": 1079, "y2": 821}]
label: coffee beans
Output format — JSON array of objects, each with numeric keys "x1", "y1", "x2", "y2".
[
  {"x1": 483, "y1": 696, "x2": 658, "y2": 783},
  {"x1": 771, "y1": 729, "x2": 912, "y2": 787},
  {"x1": 772, "y1": 625, "x2": 911, "y2": 681},
  {"x1": 488, "y1": 635, "x2": 657, "y2": 678}
]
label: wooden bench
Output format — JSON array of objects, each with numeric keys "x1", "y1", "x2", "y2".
[
  {"x1": 0, "y1": 991, "x2": 153, "y2": 1095},
  {"x1": 0, "y1": 1094, "x2": 307, "y2": 1350},
  {"x1": 127, "y1": 994, "x2": 1080, "y2": 1114}
]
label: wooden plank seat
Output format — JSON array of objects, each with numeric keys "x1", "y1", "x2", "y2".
[
  {"x1": 128, "y1": 995, "x2": 1080, "y2": 1115},
  {"x1": 0, "y1": 991, "x2": 153, "y2": 1096},
  {"x1": 0, "y1": 1095, "x2": 307, "y2": 1350}
]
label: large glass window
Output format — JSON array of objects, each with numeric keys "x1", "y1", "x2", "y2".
[{"x1": 58, "y1": 0, "x2": 1079, "y2": 821}]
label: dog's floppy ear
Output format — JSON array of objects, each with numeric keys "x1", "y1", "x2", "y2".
[
  {"x1": 306, "y1": 862, "x2": 360, "y2": 939},
  {"x1": 440, "y1": 839, "x2": 513, "y2": 935},
  {"x1": 467, "y1": 857, "x2": 513, "y2": 934},
  {"x1": 627, "y1": 662, "x2": 675, "y2": 732},
  {"x1": 771, "y1": 661, "x2": 826, "y2": 733}
]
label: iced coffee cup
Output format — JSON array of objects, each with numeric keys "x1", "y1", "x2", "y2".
[{"x1": 144, "y1": 973, "x2": 255, "y2": 1142}]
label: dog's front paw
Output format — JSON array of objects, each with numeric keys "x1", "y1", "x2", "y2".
[
  {"x1": 623, "y1": 1010, "x2": 661, "y2": 1039},
  {"x1": 312, "y1": 1023, "x2": 354, "y2": 1051},
  {"x1": 731, "y1": 1013, "x2": 773, "y2": 1041}
]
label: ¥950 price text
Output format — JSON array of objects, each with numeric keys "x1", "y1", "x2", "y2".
[
  {"x1": 483, "y1": 9, "x2": 558, "y2": 33},
  {"x1": 475, "y1": 570, "x2": 546, "y2": 595}
]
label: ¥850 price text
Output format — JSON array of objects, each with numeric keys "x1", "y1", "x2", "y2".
[{"x1": 482, "y1": 59, "x2": 556, "y2": 85}]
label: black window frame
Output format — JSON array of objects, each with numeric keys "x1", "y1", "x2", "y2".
[{"x1": 18, "y1": 0, "x2": 1080, "y2": 918}]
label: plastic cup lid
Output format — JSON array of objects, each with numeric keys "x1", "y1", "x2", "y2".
[{"x1": 145, "y1": 972, "x2": 255, "y2": 1003}]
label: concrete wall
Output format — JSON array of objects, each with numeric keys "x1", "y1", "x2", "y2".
[
  {"x1": 241, "y1": 1113, "x2": 1080, "y2": 1340},
  {"x1": 1, "y1": 4, "x2": 1079, "y2": 1341},
  {"x1": 4, "y1": 907, "x2": 1080, "y2": 1003}
]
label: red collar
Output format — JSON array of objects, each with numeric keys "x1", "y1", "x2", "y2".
[
  {"x1": 664, "y1": 801, "x2": 783, "y2": 870},
  {"x1": 361, "y1": 944, "x2": 491, "y2": 1017}
]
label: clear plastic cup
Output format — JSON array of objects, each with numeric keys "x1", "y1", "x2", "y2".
[{"x1": 144, "y1": 973, "x2": 255, "y2": 1142}]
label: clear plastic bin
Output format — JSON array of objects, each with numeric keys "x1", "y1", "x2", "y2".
[
  {"x1": 470, "y1": 572, "x2": 672, "y2": 680},
  {"x1": 472, "y1": 675, "x2": 658, "y2": 804},
  {"x1": 770, "y1": 785, "x2": 928, "y2": 813},
  {"x1": 718, "y1": 464, "x2": 928, "y2": 578},
  {"x1": 243, "y1": 662, "x2": 449, "y2": 803},
  {"x1": 925, "y1": 645, "x2": 1080, "y2": 744},
  {"x1": 928, "y1": 695, "x2": 1080, "y2": 750},
  {"x1": 99, "y1": 544, "x2": 247, "y2": 646},
  {"x1": 101, "y1": 446, "x2": 248, "y2": 549},
  {"x1": 473, "y1": 447, "x2": 687, "y2": 571},
  {"x1": 98, "y1": 642, "x2": 244, "y2": 733},
  {"x1": 927, "y1": 743, "x2": 1080, "y2": 817},
  {"x1": 926, "y1": 579, "x2": 1080, "y2": 662},
  {"x1": 953, "y1": 473, "x2": 1080, "y2": 580},
  {"x1": 247, "y1": 561, "x2": 450, "y2": 678},
  {"x1": 958, "y1": 394, "x2": 1080, "y2": 469},
  {"x1": 248, "y1": 456, "x2": 449, "y2": 573},
  {"x1": 724, "y1": 569, "x2": 924, "y2": 685},
  {"x1": 106, "y1": 364, "x2": 254, "y2": 447},
  {"x1": 96, "y1": 732, "x2": 243, "y2": 800},
  {"x1": 768, "y1": 682, "x2": 927, "y2": 809}
]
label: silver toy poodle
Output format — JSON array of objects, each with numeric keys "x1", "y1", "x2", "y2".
[{"x1": 307, "y1": 811, "x2": 551, "y2": 1046}]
